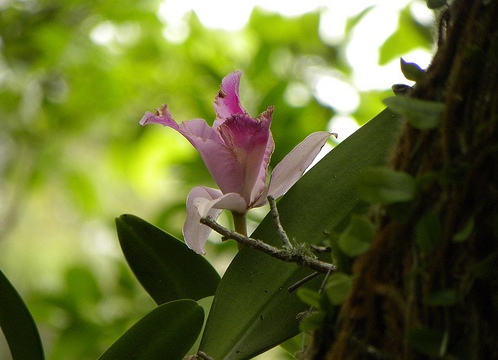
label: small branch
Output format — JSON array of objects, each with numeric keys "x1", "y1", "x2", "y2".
[
  {"x1": 288, "y1": 271, "x2": 320, "y2": 293},
  {"x1": 200, "y1": 216, "x2": 336, "y2": 274},
  {"x1": 268, "y1": 196, "x2": 292, "y2": 248}
]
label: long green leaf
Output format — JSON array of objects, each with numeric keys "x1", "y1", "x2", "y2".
[
  {"x1": 186, "y1": 296, "x2": 214, "y2": 356},
  {"x1": 198, "y1": 109, "x2": 402, "y2": 359},
  {"x1": 98, "y1": 299, "x2": 204, "y2": 360},
  {"x1": 116, "y1": 214, "x2": 220, "y2": 304},
  {"x1": 0, "y1": 268, "x2": 44, "y2": 360}
]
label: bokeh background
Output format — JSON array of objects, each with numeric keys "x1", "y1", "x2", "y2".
[{"x1": 0, "y1": 0, "x2": 434, "y2": 358}]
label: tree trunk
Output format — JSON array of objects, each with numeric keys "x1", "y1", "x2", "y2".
[{"x1": 316, "y1": 1, "x2": 498, "y2": 358}]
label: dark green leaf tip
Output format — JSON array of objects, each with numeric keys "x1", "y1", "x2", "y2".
[
  {"x1": 0, "y1": 269, "x2": 44, "y2": 360},
  {"x1": 400, "y1": 58, "x2": 425, "y2": 82}
]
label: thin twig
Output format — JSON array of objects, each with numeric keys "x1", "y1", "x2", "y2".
[
  {"x1": 200, "y1": 216, "x2": 336, "y2": 274},
  {"x1": 268, "y1": 196, "x2": 292, "y2": 248},
  {"x1": 288, "y1": 271, "x2": 320, "y2": 293}
]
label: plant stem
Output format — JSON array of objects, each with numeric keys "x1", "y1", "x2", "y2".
[
  {"x1": 268, "y1": 196, "x2": 292, "y2": 248},
  {"x1": 231, "y1": 211, "x2": 247, "y2": 250},
  {"x1": 201, "y1": 216, "x2": 336, "y2": 274}
]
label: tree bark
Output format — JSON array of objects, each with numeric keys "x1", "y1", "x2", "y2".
[{"x1": 315, "y1": 1, "x2": 498, "y2": 358}]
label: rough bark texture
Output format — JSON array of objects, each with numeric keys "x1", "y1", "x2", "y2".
[{"x1": 316, "y1": 1, "x2": 498, "y2": 358}]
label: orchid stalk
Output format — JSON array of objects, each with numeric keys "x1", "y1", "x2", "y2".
[{"x1": 140, "y1": 71, "x2": 332, "y2": 254}]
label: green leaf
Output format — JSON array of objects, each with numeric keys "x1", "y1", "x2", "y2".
[
  {"x1": 407, "y1": 327, "x2": 445, "y2": 357},
  {"x1": 329, "y1": 237, "x2": 351, "y2": 273},
  {"x1": 325, "y1": 272, "x2": 355, "y2": 305},
  {"x1": 383, "y1": 96, "x2": 445, "y2": 130},
  {"x1": 186, "y1": 296, "x2": 214, "y2": 356},
  {"x1": 199, "y1": 252, "x2": 323, "y2": 360},
  {"x1": 116, "y1": 214, "x2": 220, "y2": 304},
  {"x1": 98, "y1": 299, "x2": 204, "y2": 360},
  {"x1": 296, "y1": 288, "x2": 322, "y2": 309},
  {"x1": 400, "y1": 58, "x2": 425, "y2": 82},
  {"x1": 0, "y1": 268, "x2": 44, "y2": 360},
  {"x1": 415, "y1": 211, "x2": 441, "y2": 251},
  {"x1": 453, "y1": 217, "x2": 474, "y2": 242},
  {"x1": 198, "y1": 109, "x2": 403, "y2": 360},
  {"x1": 357, "y1": 167, "x2": 416, "y2": 205},
  {"x1": 338, "y1": 215, "x2": 375, "y2": 257}
]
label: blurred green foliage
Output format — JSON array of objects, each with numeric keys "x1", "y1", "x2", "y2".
[{"x1": 0, "y1": 0, "x2": 433, "y2": 358}]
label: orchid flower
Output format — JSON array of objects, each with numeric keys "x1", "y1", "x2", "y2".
[{"x1": 140, "y1": 71, "x2": 332, "y2": 254}]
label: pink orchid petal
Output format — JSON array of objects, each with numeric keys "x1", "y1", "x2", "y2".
[
  {"x1": 177, "y1": 119, "x2": 224, "y2": 143},
  {"x1": 140, "y1": 104, "x2": 223, "y2": 144},
  {"x1": 248, "y1": 109, "x2": 275, "y2": 205},
  {"x1": 265, "y1": 131, "x2": 331, "y2": 201},
  {"x1": 183, "y1": 132, "x2": 245, "y2": 195},
  {"x1": 141, "y1": 111, "x2": 245, "y2": 195},
  {"x1": 139, "y1": 104, "x2": 175, "y2": 126},
  {"x1": 218, "y1": 109, "x2": 273, "y2": 201},
  {"x1": 183, "y1": 187, "x2": 247, "y2": 254},
  {"x1": 214, "y1": 71, "x2": 245, "y2": 128},
  {"x1": 183, "y1": 186, "x2": 224, "y2": 254},
  {"x1": 194, "y1": 192, "x2": 247, "y2": 218}
]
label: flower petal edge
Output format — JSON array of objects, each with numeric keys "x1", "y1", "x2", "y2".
[{"x1": 264, "y1": 131, "x2": 331, "y2": 201}]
